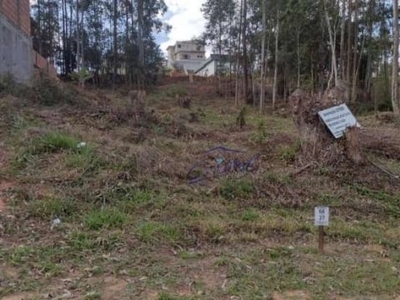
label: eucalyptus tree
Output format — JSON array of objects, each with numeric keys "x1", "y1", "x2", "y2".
[
  {"x1": 30, "y1": 0, "x2": 169, "y2": 87},
  {"x1": 392, "y1": 0, "x2": 399, "y2": 115},
  {"x1": 202, "y1": 0, "x2": 236, "y2": 93}
]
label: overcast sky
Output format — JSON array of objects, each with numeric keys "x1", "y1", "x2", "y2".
[{"x1": 157, "y1": 0, "x2": 207, "y2": 55}]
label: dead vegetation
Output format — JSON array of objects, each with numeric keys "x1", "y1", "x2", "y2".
[{"x1": 1, "y1": 78, "x2": 400, "y2": 299}]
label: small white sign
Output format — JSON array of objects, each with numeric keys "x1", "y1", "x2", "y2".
[
  {"x1": 318, "y1": 104, "x2": 360, "y2": 139},
  {"x1": 314, "y1": 206, "x2": 329, "y2": 226}
]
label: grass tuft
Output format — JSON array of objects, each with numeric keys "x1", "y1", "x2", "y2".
[{"x1": 83, "y1": 208, "x2": 129, "y2": 230}]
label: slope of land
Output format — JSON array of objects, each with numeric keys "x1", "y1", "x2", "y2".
[{"x1": 1, "y1": 78, "x2": 400, "y2": 300}]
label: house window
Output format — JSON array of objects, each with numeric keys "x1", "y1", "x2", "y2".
[
  {"x1": 183, "y1": 54, "x2": 189, "y2": 59},
  {"x1": 178, "y1": 44, "x2": 181, "y2": 48}
]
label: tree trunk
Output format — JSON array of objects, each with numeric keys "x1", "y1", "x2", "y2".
[
  {"x1": 392, "y1": 0, "x2": 400, "y2": 115},
  {"x1": 339, "y1": 0, "x2": 346, "y2": 80},
  {"x1": 296, "y1": 28, "x2": 301, "y2": 88},
  {"x1": 76, "y1": 0, "x2": 80, "y2": 73},
  {"x1": 242, "y1": 0, "x2": 249, "y2": 103},
  {"x1": 81, "y1": 9, "x2": 85, "y2": 70},
  {"x1": 323, "y1": 0, "x2": 338, "y2": 89},
  {"x1": 125, "y1": 1, "x2": 130, "y2": 85},
  {"x1": 235, "y1": 0, "x2": 243, "y2": 107},
  {"x1": 61, "y1": 0, "x2": 66, "y2": 74},
  {"x1": 365, "y1": 0, "x2": 375, "y2": 92},
  {"x1": 259, "y1": 0, "x2": 266, "y2": 113},
  {"x1": 137, "y1": 0, "x2": 145, "y2": 88},
  {"x1": 351, "y1": 0, "x2": 359, "y2": 103},
  {"x1": 346, "y1": 0, "x2": 352, "y2": 83},
  {"x1": 218, "y1": 20, "x2": 222, "y2": 95},
  {"x1": 272, "y1": 8, "x2": 279, "y2": 110},
  {"x1": 113, "y1": 0, "x2": 118, "y2": 88}
]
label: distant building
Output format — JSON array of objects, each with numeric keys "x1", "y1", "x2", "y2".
[
  {"x1": 166, "y1": 40, "x2": 206, "y2": 73},
  {"x1": 195, "y1": 54, "x2": 234, "y2": 77}
]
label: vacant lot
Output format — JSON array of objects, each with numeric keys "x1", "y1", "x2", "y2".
[{"x1": 1, "y1": 79, "x2": 400, "y2": 300}]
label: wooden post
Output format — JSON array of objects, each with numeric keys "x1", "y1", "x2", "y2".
[
  {"x1": 318, "y1": 226, "x2": 324, "y2": 254},
  {"x1": 315, "y1": 206, "x2": 329, "y2": 254}
]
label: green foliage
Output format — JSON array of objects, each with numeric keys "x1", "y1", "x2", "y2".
[
  {"x1": 236, "y1": 106, "x2": 247, "y2": 128},
  {"x1": 249, "y1": 118, "x2": 268, "y2": 144},
  {"x1": 67, "y1": 232, "x2": 97, "y2": 251},
  {"x1": 34, "y1": 133, "x2": 80, "y2": 154},
  {"x1": 69, "y1": 67, "x2": 91, "y2": 83},
  {"x1": 32, "y1": 77, "x2": 76, "y2": 106},
  {"x1": 0, "y1": 75, "x2": 28, "y2": 98},
  {"x1": 372, "y1": 77, "x2": 392, "y2": 112},
  {"x1": 240, "y1": 209, "x2": 260, "y2": 222},
  {"x1": 83, "y1": 208, "x2": 129, "y2": 230},
  {"x1": 135, "y1": 222, "x2": 182, "y2": 244},
  {"x1": 27, "y1": 196, "x2": 77, "y2": 219},
  {"x1": 164, "y1": 84, "x2": 188, "y2": 97},
  {"x1": 277, "y1": 142, "x2": 299, "y2": 163},
  {"x1": 219, "y1": 179, "x2": 254, "y2": 200}
]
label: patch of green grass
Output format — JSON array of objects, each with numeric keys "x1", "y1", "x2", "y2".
[
  {"x1": 115, "y1": 188, "x2": 164, "y2": 213},
  {"x1": 83, "y1": 291, "x2": 102, "y2": 300},
  {"x1": 27, "y1": 196, "x2": 77, "y2": 220},
  {"x1": 240, "y1": 209, "x2": 260, "y2": 222},
  {"x1": 264, "y1": 171, "x2": 291, "y2": 184},
  {"x1": 232, "y1": 209, "x2": 313, "y2": 237},
  {"x1": 83, "y1": 207, "x2": 129, "y2": 230},
  {"x1": 12, "y1": 132, "x2": 88, "y2": 171},
  {"x1": 248, "y1": 118, "x2": 268, "y2": 145},
  {"x1": 163, "y1": 84, "x2": 188, "y2": 97},
  {"x1": 219, "y1": 179, "x2": 254, "y2": 200},
  {"x1": 311, "y1": 255, "x2": 400, "y2": 297},
  {"x1": 188, "y1": 218, "x2": 228, "y2": 243},
  {"x1": 135, "y1": 221, "x2": 183, "y2": 244},
  {"x1": 277, "y1": 143, "x2": 299, "y2": 164},
  {"x1": 177, "y1": 250, "x2": 204, "y2": 260},
  {"x1": 353, "y1": 185, "x2": 400, "y2": 217},
  {"x1": 64, "y1": 146, "x2": 96, "y2": 169},
  {"x1": 7, "y1": 246, "x2": 35, "y2": 266},
  {"x1": 224, "y1": 252, "x2": 304, "y2": 298},
  {"x1": 67, "y1": 231, "x2": 98, "y2": 251},
  {"x1": 33, "y1": 132, "x2": 80, "y2": 154},
  {"x1": 157, "y1": 293, "x2": 195, "y2": 300},
  {"x1": 315, "y1": 193, "x2": 341, "y2": 206},
  {"x1": 328, "y1": 218, "x2": 390, "y2": 244}
]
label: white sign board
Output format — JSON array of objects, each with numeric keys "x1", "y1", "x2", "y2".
[
  {"x1": 318, "y1": 104, "x2": 360, "y2": 139},
  {"x1": 314, "y1": 206, "x2": 329, "y2": 226}
]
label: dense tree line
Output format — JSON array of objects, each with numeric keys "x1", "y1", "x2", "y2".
[
  {"x1": 202, "y1": 0, "x2": 399, "y2": 114},
  {"x1": 31, "y1": 0, "x2": 170, "y2": 87}
]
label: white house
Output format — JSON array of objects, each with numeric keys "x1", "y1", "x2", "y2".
[
  {"x1": 166, "y1": 40, "x2": 206, "y2": 73},
  {"x1": 195, "y1": 54, "x2": 234, "y2": 77}
]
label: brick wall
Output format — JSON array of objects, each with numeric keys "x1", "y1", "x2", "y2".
[
  {"x1": 0, "y1": 0, "x2": 30, "y2": 37},
  {"x1": 33, "y1": 50, "x2": 58, "y2": 79}
]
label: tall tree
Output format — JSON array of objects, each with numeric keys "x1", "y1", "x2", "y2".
[
  {"x1": 242, "y1": 0, "x2": 249, "y2": 102},
  {"x1": 259, "y1": 0, "x2": 266, "y2": 113},
  {"x1": 392, "y1": 0, "x2": 400, "y2": 115}
]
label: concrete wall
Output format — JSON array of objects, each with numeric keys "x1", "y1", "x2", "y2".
[
  {"x1": 0, "y1": 13, "x2": 33, "y2": 84},
  {"x1": 175, "y1": 60, "x2": 206, "y2": 73},
  {"x1": 0, "y1": 0, "x2": 33, "y2": 84},
  {"x1": 175, "y1": 41, "x2": 205, "y2": 53}
]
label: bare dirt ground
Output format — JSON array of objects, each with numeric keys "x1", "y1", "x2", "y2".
[{"x1": 1, "y1": 79, "x2": 400, "y2": 299}]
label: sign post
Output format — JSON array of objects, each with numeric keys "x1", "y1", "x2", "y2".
[
  {"x1": 318, "y1": 104, "x2": 360, "y2": 139},
  {"x1": 314, "y1": 206, "x2": 329, "y2": 254}
]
